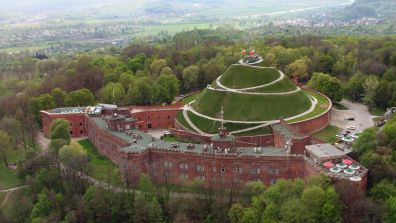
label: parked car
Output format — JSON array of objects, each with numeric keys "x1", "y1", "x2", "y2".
[
  {"x1": 346, "y1": 117, "x2": 355, "y2": 121},
  {"x1": 347, "y1": 126, "x2": 356, "y2": 130}
]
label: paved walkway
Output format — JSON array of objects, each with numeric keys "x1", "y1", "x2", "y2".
[
  {"x1": 215, "y1": 66, "x2": 286, "y2": 92},
  {"x1": 185, "y1": 95, "x2": 317, "y2": 124},
  {"x1": 182, "y1": 95, "x2": 317, "y2": 135}
]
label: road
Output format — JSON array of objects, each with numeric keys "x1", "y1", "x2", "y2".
[{"x1": 331, "y1": 99, "x2": 379, "y2": 131}]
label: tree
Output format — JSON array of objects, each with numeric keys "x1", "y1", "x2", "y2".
[
  {"x1": 126, "y1": 77, "x2": 153, "y2": 105},
  {"x1": 150, "y1": 59, "x2": 167, "y2": 78},
  {"x1": 346, "y1": 72, "x2": 366, "y2": 101},
  {"x1": 370, "y1": 180, "x2": 396, "y2": 202},
  {"x1": 127, "y1": 54, "x2": 146, "y2": 72},
  {"x1": 118, "y1": 71, "x2": 135, "y2": 90},
  {"x1": 138, "y1": 174, "x2": 156, "y2": 196},
  {"x1": 151, "y1": 74, "x2": 180, "y2": 104},
  {"x1": 50, "y1": 118, "x2": 71, "y2": 143},
  {"x1": 59, "y1": 140, "x2": 88, "y2": 171},
  {"x1": 31, "y1": 94, "x2": 56, "y2": 122},
  {"x1": 362, "y1": 75, "x2": 380, "y2": 109},
  {"x1": 307, "y1": 72, "x2": 343, "y2": 102},
  {"x1": 0, "y1": 130, "x2": 12, "y2": 167},
  {"x1": 31, "y1": 190, "x2": 51, "y2": 219},
  {"x1": 160, "y1": 67, "x2": 174, "y2": 76},
  {"x1": 149, "y1": 197, "x2": 163, "y2": 223},
  {"x1": 0, "y1": 116, "x2": 22, "y2": 148},
  {"x1": 286, "y1": 58, "x2": 309, "y2": 82},
  {"x1": 240, "y1": 208, "x2": 256, "y2": 223},
  {"x1": 383, "y1": 117, "x2": 396, "y2": 142},
  {"x1": 301, "y1": 186, "x2": 326, "y2": 222},
  {"x1": 99, "y1": 82, "x2": 126, "y2": 105},
  {"x1": 228, "y1": 203, "x2": 244, "y2": 223},
  {"x1": 353, "y1": 128, "x2": 377, "y2": 153},
  {"x1": 183, "y1": 65, "x2": 199, "y2": 91},
  {"x1": 386, "y1": 196, "x2": 396, "y2": 223},
  {"x1": 51, "y1": 88, "x2": 67, "y2": 107},
  {"x1": 321, "y1": 188, "x2": 342, "y2": 223},
  {"x1": 65, "y1": 88, "x2": 95, "y2": 106},
  {"x1": 264, "y1": 53, "x2": 278, "y2": 67}
]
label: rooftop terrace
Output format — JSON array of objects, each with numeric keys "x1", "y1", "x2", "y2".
[{"x1": 90, "y1": 117, "x2": 287, "y2": 157}]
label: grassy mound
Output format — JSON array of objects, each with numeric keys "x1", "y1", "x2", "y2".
[
  {"x1": 287, "y1": 90, "x2": 330, "y2": 123},
  {"x1": 193, "y1": 89, "x2": 311, "y2": 121},
  {"x1": 220, "y1": 65, "x2": 280, "y2": 88},
  {"x1": 187, "y1": 111, "x2": 259, "y2": 134},
  {"x1": 252, "y1": 77, "x2": 297, "y2": 93}
]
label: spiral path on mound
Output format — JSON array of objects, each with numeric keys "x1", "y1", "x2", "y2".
[{"x1": 180, "y1": 64, "x2": 319, "y2": 135}]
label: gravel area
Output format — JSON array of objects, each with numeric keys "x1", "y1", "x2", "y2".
[{"x1": 331, "y1": 99, "x2": 378, "y2": 132}]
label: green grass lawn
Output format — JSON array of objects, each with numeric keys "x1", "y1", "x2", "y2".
[
  {"x1": 312, "y1": 125, "x2": 341, "y2": 143},
  {"x1": 333, "y1": 103, "x2": 348, "y2": 110},
  {"x1": 187, "y1": 111, "x2": 261, "y2": 134},
  {"x1": 373, "y1": 117, "x2": 384, "y2": 122},
  {"x1": 0, "y1": 192, "x2": 5, "y2": 204},
  {"x1": 370, "y1": 107, "x2": 386, "y2": 116},
  {"x1": 0, "y1": 147, "x2": 26, "y2": 190},
  {"x1": 78, "y1": 139, "x2": 124, "y2": 186},
  {"x1": 180, "y1": 92, "x2": 201, "y2": 105},
  {"x1": 220, "y1": 65, "x2": 280, "y2": 88},
  {"x1": 176, "y1": 112, "x2": 196, "y2": 132},
  {"x1": 193, "y1": 89, "x2": 311, "y2": 121},
  {"x1": 253, "y1": 78, "x2": 297, "y2": 93},
  {"x1": 288, "y1": 91, "x2": 331, "y2": 123},
  {"x1": 232, "y1": 126, "x2": 273, "y2": 136}
]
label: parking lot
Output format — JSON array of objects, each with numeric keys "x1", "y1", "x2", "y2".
[{"x1": 331, "y1": 99, "x2": 378, "y2": 132}]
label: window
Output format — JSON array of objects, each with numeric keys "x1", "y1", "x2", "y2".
[
  {"x1": 233, "y1": 168, "x2": 238, "y2": 173},
  {"x1": 212, "y1": 167, "x2": 217, "y2": 172},
  {"x1": 221, "y1": 168, "x2": 225, "y2": 173},
  {"x1": 180, "y1": 173, "x2": 189, "y2": 180},
  {"x1": 196, "y1": 175, "x2": 205, "y2": 181},
  {"x1": 180, "y1": 163, "x2": 188, "y2": 169},
  {"x1": 80, "y1": 130, "x2": 83, "y2": 134},
  {"x1": 251, "y1": 168, "x2": 260, "y2": 174},
  {"x1": 168, "y1": 115, "x2": 171, "y2": 119},
  {"x1": 80, "y1": 122, "x2": 83, "y2": 126},
  {"x1": 196, "y1": 165, "x2": 204, "y2": 171},
  {"x1": 70, "y1": 130, "x2": 73, "y2": 135},
  {"x1": 164, "y1": 161, "x2": 172, "y2": 168}
]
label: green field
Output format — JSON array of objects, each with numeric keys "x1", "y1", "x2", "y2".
[
  {"x1": 78, "y1": 139, "x2": 124, "y2": 186},
  {"x1": 0, "y1": 147, "x2": 25, "y2": 190},
  {"x1": 193, "y1": 89, "x2": 311, "y2": 121},
  {"x1": 220, "y1": 65, "x2": 280, "y2": 88},
  {"x1": 313, "y1": 125, "x2": 341, "y2": 143}
]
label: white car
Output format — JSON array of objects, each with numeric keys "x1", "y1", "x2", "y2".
[{"x1": 347, "y1": 126, "x2": 356, "y2": 130}]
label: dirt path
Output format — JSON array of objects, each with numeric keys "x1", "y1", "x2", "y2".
[{"x1": 0, "y1": 185, "x2": 29, "y2": 208}]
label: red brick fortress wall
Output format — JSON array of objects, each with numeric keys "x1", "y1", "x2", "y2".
[
  {"x1": 120, "y1": 149, "x2": 306, "y2": 188},
  {"x1": 41, "y1": 111, "x2": 87, "y2": 138},
  {"x1": 130, "y1": 104, "x2": 182, "y2": 131},
  {"x1": 288, "y1": 90, "x2": 332, "y2": 135}
]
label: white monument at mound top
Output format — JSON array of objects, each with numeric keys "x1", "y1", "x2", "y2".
[{"x1": 239, "y1": 49, "x2": 263, "y2": 65}]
